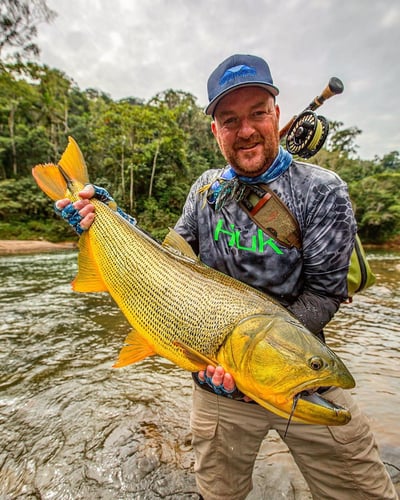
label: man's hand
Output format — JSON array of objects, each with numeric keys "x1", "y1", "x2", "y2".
[
  {"x1": 198, "y1": 365, "x2": 236, "y2": 393},
  {"x1": 55, "y1": 185, "x2": 96, "y2": 233},
  {"x1": 197, "y1": 365, "x2": 252, "y2": 401},
  {"x1": 54, "y1": 184, "x2": 136, "y2": 235}
]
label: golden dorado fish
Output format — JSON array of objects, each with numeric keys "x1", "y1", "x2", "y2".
[{"x1": 32, "y1": 137, "x2": 355, "y2": 425}]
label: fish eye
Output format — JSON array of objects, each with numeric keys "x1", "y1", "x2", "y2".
[{"x1": 309, "y1": 356, "x2": 324, "y2": 371}]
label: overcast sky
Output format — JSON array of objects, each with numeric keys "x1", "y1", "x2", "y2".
[{"x1": 35, "y1": 0, "x2": 399, "y2": 160}]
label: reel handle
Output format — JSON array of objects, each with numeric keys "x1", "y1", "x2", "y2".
[{"x1": 279, "y1": 77, "x2": 344, "y2": 139}]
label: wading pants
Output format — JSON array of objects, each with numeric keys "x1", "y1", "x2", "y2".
[{"x1": 191, "y1": 383, "x2": 398, "y2": 500}]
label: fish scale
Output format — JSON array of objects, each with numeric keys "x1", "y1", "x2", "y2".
[
  {"x1": 32, "y1": 136, "x2": 356, "y2": 425},
  {"x1": 88, "y1": 200, "x2": 270, "y2": 365}
]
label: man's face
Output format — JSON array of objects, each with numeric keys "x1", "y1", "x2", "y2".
[{"x1": 211, "y1": 86, "x2": 280, "y2": 177}]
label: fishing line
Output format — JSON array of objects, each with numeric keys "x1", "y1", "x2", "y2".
[{"x1": 284, "y1": 393, "x2": 302, "y2": 438}]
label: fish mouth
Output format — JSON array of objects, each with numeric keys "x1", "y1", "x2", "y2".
[
  {"x1": 297, "y1": 389, "x2": 347, "y2": 413},
  {"x1": 248, "y1": 384, "x2": 352, "y2": 426},
  {"x1": 287, "y1": 387, "x2": 352, "y2": 425},
  {"x1": 279, "y1": 388, "x2": 350, "y2": 437},
  {"x1": 288, "y1": 371, "x2": 355, "y2": 424}
]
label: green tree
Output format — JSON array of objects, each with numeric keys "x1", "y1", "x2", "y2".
[
  {"x1": 378, "y1": 151, "x2": 400, "y2": 171},
  {"x1": 0, "y1": 63, "x2": 44, "y2": 177},
  {"x1": 349, "y1": 173, "x2": 400, "y2": 243},
  {"x1": 0, "y1": 0, "x2": 56, "y2": 61},
  {"x1": 1, "y1": 56, "x2": 398, "y2": 245},
  {"x1": 24, "y1": 63, "x2": 74, "y2": 155},
  {"x1": 0, "y1": 176, "x2": 70, "y2": 240},
  {"x1": 0, "y1": 62, "x2": 77, "y2": 178},
  {"x1": 325, "y1": 120, "x2": 362, "y2": 159},
  {"x1": 89, "y1": 98, "x2": 189, "y2": 217}
]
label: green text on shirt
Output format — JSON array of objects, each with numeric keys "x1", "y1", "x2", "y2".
[{"x1": 214, "y1": 219, "x2": 283, "y2": 255}]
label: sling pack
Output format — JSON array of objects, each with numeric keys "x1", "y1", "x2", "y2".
[{"x1": 239, "y1": 183, "x2": 376, "y2": 298}]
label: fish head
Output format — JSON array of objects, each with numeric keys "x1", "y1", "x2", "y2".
[{"x1": 219, "y1": 314, "x2": 355, "y2": 425}]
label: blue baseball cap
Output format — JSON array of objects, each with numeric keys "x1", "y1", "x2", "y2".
[{"x1": 205, "y1": 54, "x2": 279, "y2": 116}]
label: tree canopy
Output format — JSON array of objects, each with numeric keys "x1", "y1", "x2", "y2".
[
  {"x1": 0, "y1": 0, "x2": 56, "y2": 61},
  {"x1": 0, "y1": 7, "x2": 398, "y2": 245}
]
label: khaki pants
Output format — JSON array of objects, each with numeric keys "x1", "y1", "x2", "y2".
[{"x1": 191, "y1": 384, "x2": 398, "y2": 500}]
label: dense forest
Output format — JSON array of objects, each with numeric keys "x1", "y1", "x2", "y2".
[{"x1": 0, "y1": 1, "x2": 399, "y2": 244}]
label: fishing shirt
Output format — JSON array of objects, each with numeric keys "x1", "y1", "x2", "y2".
[{"x1": 174, "y1": 160, "x2": 357, "y2": 334}]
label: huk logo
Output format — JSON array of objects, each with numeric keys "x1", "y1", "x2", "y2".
[{"x1": 214, "y1": 219, "x2": 283, "y2": 255}]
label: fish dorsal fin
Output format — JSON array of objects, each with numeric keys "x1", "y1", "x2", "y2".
[
  {"x1": 174, "y1": 341, "x2": 217, "y2": 369},
  {"x1": 58, "y1": 136, "x2": 89, "y2": 187},
  {"x1": 162, "y1": 228, "x2": 198, "y2": 260},
  {"x1": 113, "y1": 329, "x2": 156, "y2": 368},
  {"x1": 71, "y1": 232, "x2": 108, "y2": 292}
]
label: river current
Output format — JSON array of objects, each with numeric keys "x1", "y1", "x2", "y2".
[{"x1": 0, "y1": 250, "x2": 399, "y2": 498}]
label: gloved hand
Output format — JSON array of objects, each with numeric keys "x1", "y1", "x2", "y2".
[
  {"x1": 196, "y1": 365, "x2": 248, "y2": 400},
  {"x1": 54, "y1": 184, "x2": 136, "y2": 235},
  {"x1": 197, "y1": 372, "x2": 237, "y2": 396},
  {"x1": 90, "y1": 185, "x2": 137, "y2": 227},
  {"x1": 54, "y1": 202, "x2": 86, "y2": 235}
]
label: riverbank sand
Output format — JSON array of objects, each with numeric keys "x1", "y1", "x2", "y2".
[{"x1": 0, "y1": 240, "x2": 77, "y2": 254}]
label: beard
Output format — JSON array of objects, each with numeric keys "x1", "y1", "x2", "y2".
[{"x1": 223, "y1": 136, "x2": 280, "y2": 177}]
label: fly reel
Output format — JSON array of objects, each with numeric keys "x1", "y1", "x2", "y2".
[{"x1": 285, "y1": 110, "x2": 329, "y2": 159}]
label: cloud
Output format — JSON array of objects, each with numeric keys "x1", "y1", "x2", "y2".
[{"x1": 36, "y1": 0, "x2": 400, "y2": 159}]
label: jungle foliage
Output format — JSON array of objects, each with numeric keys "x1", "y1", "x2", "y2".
[
  {"x1": 0, "y1": 62, "x2": 225, "y2": 240},
  {"x1": 1, "y1": 0, "x2": 399, "y2": 244},
  {"x1": 0, "y1": 61, "x2": 399, "y2": 243},
  {"x1": 1, "y1": 0, "x2": 400, "y2": 247}
]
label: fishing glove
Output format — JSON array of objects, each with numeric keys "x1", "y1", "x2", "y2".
[
  {"x1": 54, "y1": 202, "x2": 86, "y2": 235},
  {"x1": 54, "y1": 184, "x2": 136, "y2": 235},
  {"x1": 90, "y1": 185, "x2": 137, "y2": 226},
  {"x1": 194, "y1": 372, "x2": 246, "y2": 400}
]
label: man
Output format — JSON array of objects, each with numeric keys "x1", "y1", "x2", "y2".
[{"x1": 56, "y1": 54, "x2": 397, "y2": 499}]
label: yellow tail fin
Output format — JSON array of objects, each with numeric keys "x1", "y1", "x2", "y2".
[
  {"x1": 32, "y1": 163, "x2": 69, "y2": 201},
  {"x1": 58, "y1": 136, "x2": 89, "y2": 185},
  {"x1": 32, "y1": 137, "x2": 90, "y2": 201}
]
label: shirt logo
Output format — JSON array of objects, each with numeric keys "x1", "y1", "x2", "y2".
[{"x1": 214, "y1": 219, "x2": 283, "y2": 255}]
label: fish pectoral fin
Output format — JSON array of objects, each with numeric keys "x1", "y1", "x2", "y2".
[
  {"x1": 174, "y1": 341, "x2": 217, "y2": 369},
  {"x1": 113, "y1": 329, "x2": 156, "y2": 368},
  {"x1": 72, "y1": 233, "x2": 108, "y2": 292},
  {"x1": 162, "y1": 229, "x2": 198, "y2": 260}
]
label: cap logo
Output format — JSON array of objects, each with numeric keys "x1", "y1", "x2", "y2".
[{"x1": 219, "y1": 64, "x2": 257, "y2": 86}]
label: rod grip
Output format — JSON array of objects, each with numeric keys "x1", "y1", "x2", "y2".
[
  {"x1": 308, "y1": 77, "x2": 344, "y2": 110},
  {"x1": 279, "y1": 77, "x2": 344, "y2": 138}
]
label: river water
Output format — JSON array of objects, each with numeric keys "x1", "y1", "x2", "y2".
[{"x1": 0, "y1": 250, "x2": 399, "y2": 499}]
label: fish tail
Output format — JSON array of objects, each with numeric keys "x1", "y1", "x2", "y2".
[
  {"x1": 32, "y1": 137, "x2": 90, "y2": 201},
  {"x1": 32, "y1": 163, "x2": 69, "y2": 201}
]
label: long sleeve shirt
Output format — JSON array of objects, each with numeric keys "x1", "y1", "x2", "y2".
[{"x1": 174, "y1": 160, "x2": 357, "y2": 335}]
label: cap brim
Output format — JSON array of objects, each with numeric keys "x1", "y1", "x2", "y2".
[{"x1": 205, "y1": 82, "x2": 279, "y2": 116}]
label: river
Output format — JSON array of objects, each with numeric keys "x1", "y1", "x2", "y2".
[{"x1": 0, "y1": 250, "x2": 399, "y2": 499}]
